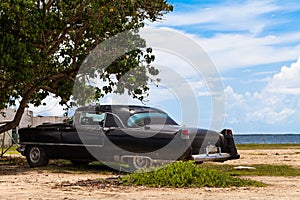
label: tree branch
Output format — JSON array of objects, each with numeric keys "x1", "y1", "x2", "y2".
[
  {"x1": 38, "y1": 85, "x2": 58, "y2": 94},
  {"x1": 45, "y1": 0, "x2": 52, "y2": 11}
]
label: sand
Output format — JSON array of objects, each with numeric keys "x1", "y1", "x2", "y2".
[{"x1": 0, "y1": 149, "x2": 299, "y2": 200}]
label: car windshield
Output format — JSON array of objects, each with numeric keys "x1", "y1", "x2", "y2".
[{"x1": 127, "y1": 112, "x2": 177, "y2": 127}]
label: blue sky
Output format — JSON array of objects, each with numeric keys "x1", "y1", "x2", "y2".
[
  {"x1": 30, "y1": 0, "x2": 300, "y2": 134},
  {"x1": 149, "y1": 0, "x2": 300, "y2": 133}
]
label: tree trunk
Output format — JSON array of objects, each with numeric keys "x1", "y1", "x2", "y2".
[{"x1": 0, "y1": 89, "x2": 35, "y2": 134}]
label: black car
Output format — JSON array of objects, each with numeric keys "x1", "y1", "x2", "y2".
[{"x1": 17, "y1": 105, "x2": 239, "y2": 171}]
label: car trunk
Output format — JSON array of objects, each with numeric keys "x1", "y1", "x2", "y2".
[{"x1": 190, "y1": 128, "x2": 223, "y2": 155}]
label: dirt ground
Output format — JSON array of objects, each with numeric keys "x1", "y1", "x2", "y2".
[{"x1": 0, "y1": 149, "x2": 300, "y2": 200}]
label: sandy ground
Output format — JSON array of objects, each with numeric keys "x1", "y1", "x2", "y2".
[{"x1": 0, "y1": 149, "x2": 300, "y2": 200}]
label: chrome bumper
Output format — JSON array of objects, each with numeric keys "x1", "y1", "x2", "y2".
[
  {"x1": 191, "y1": 145, "x2": 238, "y2": 162},
  {"x1": 192, "y1": 152, "x2": 231, "y2": 162},
  {"x1": 16, "y1": 146, "x2": 25, "y2": 156}
]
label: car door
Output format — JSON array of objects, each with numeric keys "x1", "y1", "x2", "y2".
[
  {"x1": 60, "y1": 112, "x2": 105, "y2": 160},
  {"x1": 102, "y1": 113, "x2": 173, "y2": 154}
]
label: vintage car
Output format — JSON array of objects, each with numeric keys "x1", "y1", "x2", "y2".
[{"x1": 17, "y1": 105, "x2": 240, "y2": 171}]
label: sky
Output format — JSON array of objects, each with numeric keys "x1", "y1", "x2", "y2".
[
  {"x1": 153, "y1": 0, "x2": 300, "y2": 133},
  {"x1": 30, "y1": 0, "x2": 300, "y2": 134}
]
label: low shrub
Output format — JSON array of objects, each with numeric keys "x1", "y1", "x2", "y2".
[{"x1": 121, "y1": 161, "x2": 264, "y2": 187}]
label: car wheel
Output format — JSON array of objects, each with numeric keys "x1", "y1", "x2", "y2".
[
  {"x1": 128, "y1": 156, "x2": 151, "y2": 172},
  {"x1": 26, "y1": 146, "x2": 49, "y2": 168}
]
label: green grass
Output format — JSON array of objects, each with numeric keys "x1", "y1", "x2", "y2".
[
  {"x1": 200, "y1": 163, "x2": 300, "y2": 177},
  {"x1": 122, "y1": 161, "x2": 265, "y2": 188},
  {"x1": 236, "y1": 143, "x2": 300, "y2": 150},
  {"x1": 0, "y1": 145, "x2": 20, "y2": 155}
]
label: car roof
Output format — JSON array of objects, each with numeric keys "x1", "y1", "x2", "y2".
[{"x1": 75, "y1": 105, "x2": 165, "y2": 115}]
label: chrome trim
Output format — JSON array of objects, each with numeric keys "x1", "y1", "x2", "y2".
[
  {"x1": 120, "y1": 155, "x2": 152, "y2": 163},
  {"x1": 19, "y1": 142, "x2": 103, "y2": 148}
]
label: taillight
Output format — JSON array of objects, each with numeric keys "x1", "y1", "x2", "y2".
[
  {"x1": 181, "y1": 129, "x2": 189, "y2": 139},
  {"x1": 226, "y1": 129, "x2": 233, "y2": 135}
]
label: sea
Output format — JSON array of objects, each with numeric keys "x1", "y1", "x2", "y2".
[{"x1": 233, "y1": 133, "x2": 300, "y2": 144}]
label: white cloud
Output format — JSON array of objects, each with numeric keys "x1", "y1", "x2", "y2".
[
  {"x1": 225, "y1": 58, "x2": 300, "y2": 127},
  {"x1": 142, "y1": 26, "x2": 300, "y2": 72},
  {"x1": 225, "y1": 86, "x2": 245, "y2": 106},
  {"x1": 246, "y1": 107, "x2": 295, "y2": 124},
  {"x1": 191, "y1": 33, "x2": 300, "y2": 71},
  {"x1": 161, "y1": 0, "x2": 280, "y2": 34},
  {"x1": 265, "y1": 57, "x2": 300, "y2": 94},
  {"x1": 224, "y1": 86, "x2": 248, "y2": 124},
  {"x1": 253, "y1": 71, "x2": 278, "y2": 76}
]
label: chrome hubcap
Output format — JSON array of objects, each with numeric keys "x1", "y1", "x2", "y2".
[{"x1": 29, "y1": 147, "x2": 40, "y2": 163}]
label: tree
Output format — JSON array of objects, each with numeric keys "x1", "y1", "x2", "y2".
[{"x1": 0, "y1": 0, "x2": 173, "y2": 133}]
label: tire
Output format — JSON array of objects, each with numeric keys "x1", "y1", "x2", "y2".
[
  {"x1": 128, "y1": 156, "x2": 151, "y2": 172},
  {"x1": 26, "y1": 146, "x2": 49, "y2": 168}
]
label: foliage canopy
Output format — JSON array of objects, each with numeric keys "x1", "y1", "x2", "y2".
[{"x1": 0, "y1": 0, "x2": 172, "y2": 132}]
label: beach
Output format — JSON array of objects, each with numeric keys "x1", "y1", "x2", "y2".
[{"x1": 0, "y1": 148, "x2": 299, "y2": 200}]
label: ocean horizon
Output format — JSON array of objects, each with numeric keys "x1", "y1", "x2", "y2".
[
  {"x1": 235, "y1": 132, "x2": 300, "y2": 135},
  {"x1": 233, "y1": 133, "x2": 300, "y2": 144}
]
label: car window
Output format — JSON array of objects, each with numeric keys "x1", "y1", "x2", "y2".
[
  {"x1": 77, "y1": 112, "x2": 105, "y2": 125},
  {"x1": 127, "y1": 112, "x2": 177, "y2": 127},
  {"x1": 86, "y1": 112, "x2": 105, "y2": 122}
]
